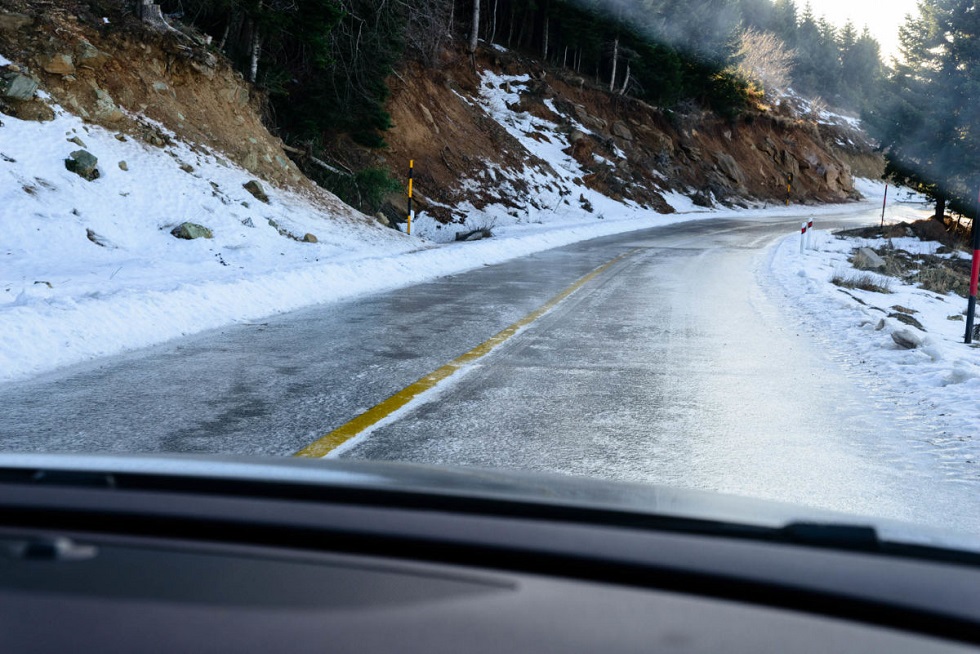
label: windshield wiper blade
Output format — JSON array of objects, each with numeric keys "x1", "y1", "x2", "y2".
[{"x1": 781, "y1": 522, "x2": 880, "y2": 552}]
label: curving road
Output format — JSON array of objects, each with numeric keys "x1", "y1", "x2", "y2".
[{"x1": 0, "y1": 208, "x2": 970, "y2": 529}]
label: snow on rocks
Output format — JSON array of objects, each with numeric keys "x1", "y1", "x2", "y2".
[{"x1": 892, "y1": 328, "x2": 923, "y2": 350}]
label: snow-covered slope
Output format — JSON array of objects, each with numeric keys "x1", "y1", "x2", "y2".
[{"x1": 0, "y1": 88, "x2": 706, "y2": 383}]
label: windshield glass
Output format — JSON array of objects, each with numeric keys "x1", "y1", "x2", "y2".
[{"x1": 1, "y1": 0, "x2": 978, "y2": 554}]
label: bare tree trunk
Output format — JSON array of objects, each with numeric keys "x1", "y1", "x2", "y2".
[
  {"x1": 542, "y1": 18, "x2": 549, "y2": 60},
  {"x1": 619, "y1": 63, "x2": 631, "y2": 95},
  {"x1": 449, "y1": 2, "x2": 455, "y2": 36},
  {"x1": 609, "y1": 34, "x2": 619, "y2": 92},
  {"x1": 489, "y1": 0, "x2": 498, "y2": 44},
  {"x1": 249, "y1": 29, "x2": 261, "y2": 83},
  {"x1": 217, "y1": 19, "x2": 231, "y2": 52},
  {"x1": 935, "y1": 194, "x2": 947, "y2": 222},
  {"x1": 469, "y1": 0, "x2": 481, "y2": 56},
  {"x1": 562, "y1": 45, "x2": 568, "y2": 68}
]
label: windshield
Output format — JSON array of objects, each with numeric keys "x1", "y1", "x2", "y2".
[{"x1": 1, "y1": 0, "x2": 978, "y2": 555}]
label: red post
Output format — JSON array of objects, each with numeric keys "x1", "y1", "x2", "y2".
[{"x1": 965, "y1": 187, "x2": 980, "y2": 343}]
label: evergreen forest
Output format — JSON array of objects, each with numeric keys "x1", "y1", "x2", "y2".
[{"x1": 160, "y1": 0, "x2": 884, "y2": 146}]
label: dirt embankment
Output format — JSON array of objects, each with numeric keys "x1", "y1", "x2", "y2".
[
  {"x1": 0, "y1": 0, "x2": 309, "y2": 190},
  {"x1": 375, "y1": 48, "x2": 882, "y2": 223},
  {"x1": 1, "y1": 1, "x2": 883, "y2": 224}
]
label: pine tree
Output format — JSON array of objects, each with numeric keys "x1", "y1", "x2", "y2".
[
  {"x1": 770, "y1": 0, "x2": 797, "y2": 48},
  {"x1": 865, "y1": 0, "x2": 980, "y2": 219}
]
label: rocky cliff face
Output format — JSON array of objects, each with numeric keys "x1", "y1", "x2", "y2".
[
  {"x1": 0, "y1": 0, "x2": 307, "y2": 190},
  {"x1": 370, "y1": 49, "x2": 881, "y2": 224},
  {"x1": 1, "y1": 0, "x2": 882, "y2": 226}
]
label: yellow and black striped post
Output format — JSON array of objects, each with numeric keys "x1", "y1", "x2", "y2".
[{"x1": 407, "y1": 160, "x2": 414, "y2": 236}]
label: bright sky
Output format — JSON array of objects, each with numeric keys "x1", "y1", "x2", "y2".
[{"x1": 809, "y1": 0, "x2": 920, "y2": 60}]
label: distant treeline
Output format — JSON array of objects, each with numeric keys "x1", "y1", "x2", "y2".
[
  {"x1": 157, "y1": 0, "x2": 884, "y2": 211},
  {"x1": 161, "y1": 0, "x2": 883, "y2": 141}
]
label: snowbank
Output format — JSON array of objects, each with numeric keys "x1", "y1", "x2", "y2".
[{"x1": 765, "y1": 220, "x2": 980, "y2": 487}]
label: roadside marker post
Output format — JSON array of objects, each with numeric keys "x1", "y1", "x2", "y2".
[
  {"x1": 800, "y1": 222, "x2": 807, "y2": 254},
  {"x1": 407, "y1": 160, "x2": 414, "y2": 236},
  {"x1": 786, "y1": 172, "x2": 794, "y2": 206},
  {"x1": 965, "y1": 188, "x2": 980, "y2": 344},
  {"x1": 880, "y1": 183, "x2": 888, "y2": 229},
  {"x1": 807, "y1": 218, "x2": 814, "y2": 250}
]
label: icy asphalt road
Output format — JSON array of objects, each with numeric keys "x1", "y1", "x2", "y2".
[{"x1": 0, "y1": 209, "x2": 973, "y2": 529}]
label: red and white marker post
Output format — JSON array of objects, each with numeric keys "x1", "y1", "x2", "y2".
[
  {"x1": 807, "y1": 218, "x2": 814, "y2": 249},
  {"x1": 801, "y1": 222, "x2": 807, "y2": 254},
  {"x1": 966, "y1": 190, "x2": 980, "y2": 343}
]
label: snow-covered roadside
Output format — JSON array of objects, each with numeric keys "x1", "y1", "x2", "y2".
[
  {"x1": 2, "y1": 46, "x2": 894, "y2": 385},
  {"x1": 764, "y1": 208, "x2": 980, "y2": 486}
]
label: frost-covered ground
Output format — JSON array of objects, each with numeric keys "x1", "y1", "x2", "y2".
[{"x1": 765, "y1": 196, "x2": 980, "y2": 488}]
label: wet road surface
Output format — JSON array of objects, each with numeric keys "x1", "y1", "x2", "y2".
[{"x1": 0, "y1": 210, "x2": 973, "y2": 529}]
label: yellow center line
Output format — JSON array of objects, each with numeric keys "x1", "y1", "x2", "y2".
[{"x1": 293, "y1": 249, "x2": 638, "y2": 458}]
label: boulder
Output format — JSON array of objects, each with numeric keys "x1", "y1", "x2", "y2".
[
  {"x1": 568, "y1": 128, "x2": 588, "y2": 143},
  {"x1": 86, "y1": 229, "x2": 111, "y2": 247},
  {"x1": 713, "y1": 152, "x2": 746, "y2": 187},
  {"x1": 92, "y1": 88, "x2": 123, "y2": 122},
  {"x1": 611, "y1": 121, "x2": 633, "y2": 141},
  {"x1": 855, "y1": 247, "x2": 886, "y2": 270},
  {"x1": 823, "y1": 163, "x2": 841, "y2": 192},
  {"x1": 39, "y1": 53, "x2": 75, "y2": 76},
  {"x1": 780, "y1": 150, "x2": 800, "y2": 177},
  {"x1": 7, "y1": 98, "x2": 54, "y2": 122},
  {"x1": 648, "y1": 130, "x2": 674, "y2": 156},
  {"x1": 0, "y1": 68, "x2": 38, "y2": 101},
  {"x1": 888, "y1": 312, "x2": 925, "y2": 331},
  {"x1": 75, "y1": 41, "x2": 110, "y2": 70},
  {"x1": 302, "y1": 233, "x2": 318, "y2": 243},
  {"x1": 118, "y1": 161, "x2": 128, "y2": 171},
  {"x1": 455, "y1": 229, "x2": 491, "y2": 242},
  {"x1": 64, "y1": 150, "x2": 99, "y2": 181},
  {"x1": 691, "y1": 191, "x2": 713, "y2": 207},
  {"x1": 892, "y1": 328, "x2": 923, "y2": 350},
  {"x1": 419, "y1": 104, "x2": 438, "y2": 133},
  {"x1": 243, "y1": 179, "x2": 270, "y2": 203},
  {"x1": 680, "y1": 143, "x2": 702, "y2": 162},
  {"x1": 573, "y1": 104, "x2": 607, "y2": 131},
  {"x1": 171, "y1": 222, "x2": 213, "y2": 240},
  {"x1": 0, "y1": 12, "x2": 33, "y2": 32}
]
